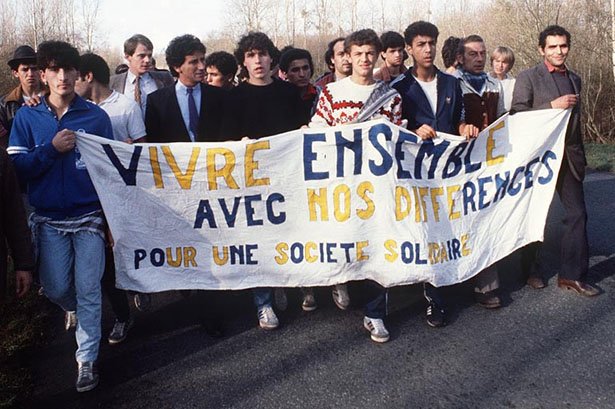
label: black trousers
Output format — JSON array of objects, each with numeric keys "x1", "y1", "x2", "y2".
[
  {"x1": 522, "y1": 159, "x2": 589, "y2": 281},
  {"x1": 102, "y1": 247, "x2": 131, "y2": 323}
]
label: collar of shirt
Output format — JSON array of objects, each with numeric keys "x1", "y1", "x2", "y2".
[
  {"x1": 544, "y1": 60, "x2": 568, "y2": 74},
  {"x1": 127, "y1": 70, "x2": 152, "y2": 84}
]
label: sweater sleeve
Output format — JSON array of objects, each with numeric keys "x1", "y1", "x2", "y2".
[{"x1": 7, "y1": 110, "x2": 62, "y2": 182}]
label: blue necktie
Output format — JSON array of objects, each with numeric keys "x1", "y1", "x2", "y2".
[{"x1": 187, "y1": 87, "x2": 198, "y2": 141}]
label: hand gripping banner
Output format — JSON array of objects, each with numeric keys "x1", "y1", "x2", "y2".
[{"x1": 76, "y1": 109, "x2": 570, "y2": 292}]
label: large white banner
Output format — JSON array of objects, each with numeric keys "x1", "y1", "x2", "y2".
[{"x1": 77, "y1": 109, "x2": 569, "y2": 292}]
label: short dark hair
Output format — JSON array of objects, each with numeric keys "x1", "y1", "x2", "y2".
[
  {"x1": 279, "y1": 48, "x2": 314, "y2": 76},
  {"x1": 124, "y1": 34, "x2": 153, "y2": 56},
  {"x1": 37, "y1": 40, "x2": 80, "y2": 71},
  {"x1": 325, "y1": 37, "x2": 345, "y2": 71},
  {"x1": 115, "y1": 63, "x2": 129, "y2": 75},
  {"x1": 205, "y1": 51, "x2": 238, "y2": 77},
  {"x1": 344, "y1": 29, "x2": 382, "y2": 54},
  {"x1": 403, "y1": 21, "x2": 439, "y2": 46},
  {"x1": 78, "y1": 53, "x2": 110, "y2": 86},
  {"x1": 380, "y1": 31, "x2": 405, "y2": 52},
  {"x1": 441, "y1": 36, "x2": 461, "y2": 69},
  {"x1": 165, "y1": 34, "x2": 206, "y2": 78},
  {"x1": 234, "y1": 31, "x2": 280, "y2": 66},
  {"x1": 539, "y1": 25, "x2": 571, "y2": 48},
  {"x1": 459, "y1": 34, "x2": 485, "y2": 56}
]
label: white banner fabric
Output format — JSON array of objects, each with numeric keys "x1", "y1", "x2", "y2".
[{"x1": 76, "y1": 109, "x2": 570, "y2": 292}]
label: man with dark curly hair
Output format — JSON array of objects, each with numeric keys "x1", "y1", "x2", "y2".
[
  {"x1": 222, "y1": 31, "x2": 307, "y2": 330},
  {"x1": 205, "y1": 51, "x2": 237, "y2": 89},
  {"x1": 146, "y1": 34, "x2": 225, "y2": 143},
  {"x1": 7, "y1": 40, "x2": 113, "y2": 393}
]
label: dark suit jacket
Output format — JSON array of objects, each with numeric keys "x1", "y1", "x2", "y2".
[
  {"x1": 109, "y1": 70, "x2": 174, "y2": 95},
  {"x1": 393, "y1": 69, "x2": 463, "y2": 135},
  {"x1": 145, "y1": 83, "x2": 226, "y2": 143},
  {"x1": 511, "y1": 63, "x2": 585, "y2": 181}
]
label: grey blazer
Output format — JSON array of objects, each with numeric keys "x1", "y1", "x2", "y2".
[
  {"x1": 511, "y1": 62, "x2": 585, "y2": 181},
  {"x1": 109, "y1": 70, "x2": 175, "y2": 94}
]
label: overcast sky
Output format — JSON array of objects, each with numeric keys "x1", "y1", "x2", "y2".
[{"x1": 98, "y1": 0, "x2": 226, "y2": 53}]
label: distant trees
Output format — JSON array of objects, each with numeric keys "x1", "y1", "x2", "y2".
[{"x1": 0, "y1": 0, "x2": 612, "y2": 142}]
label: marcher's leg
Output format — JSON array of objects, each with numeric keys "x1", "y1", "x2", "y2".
[
  {"x1": 37, "y1": 224, "x2": 76, "y2": 311},
  {"x1": 72, "y1": 230, "x2": 105, "y2": 363},
  {"x1": 363, "y1": 280, "x2": 389, "y2": 343},
  {"x1": 473, "y1": 264, "x2": 501, "y2": 308},
  {"x1": 556, "y1": 162, "x2": 589, "y2": 281}
]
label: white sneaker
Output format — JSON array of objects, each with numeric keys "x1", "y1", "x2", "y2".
[
  {"x1": 108, "y1": 318, "x2": 133, "y2": 345},
  {"x1": 332, "y1": 284, "x2": 350, "y2": 310},
  {"x1": 363, "y1": 317, "x2": 390, "y2": 343},
  {"x1": 257, "y1": 306, "x2": 279, "y2": 330},
  {"x1": 64, "y1": 311, "x2": 77, "y2": 331},
  {"x1": 273, "y1": 288, "x2": 288, "y2": 311},
  {"x1": 76, "y1": 361, "x2": 99, "y2": 392},
  {"x1": 301, "y1": 288, "x2": 317, "y2": 312}
]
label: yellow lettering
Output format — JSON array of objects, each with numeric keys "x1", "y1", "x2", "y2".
[
  {"x1": 274, "y1": 242, "x2": 289, "y2": 265},
  {"x1": 245, "y1": 141, "x2": 271, "y2": 187},
  {"x1": 162, "y1": 146, "x2": 200, "y2": 189},
  {"x1": 333, "y1": 184, "x2": 351, "y2": 222},
  {"x1": 447, "y1": 185, "x2": 461, "y2": 220},
  {"x1": 307, "y1": 188, "x2": 329, "y2": 221},
  {"x1": 166, "y1": 247, "x2": 182, "y2": 267},
  {"x1": 206, "y1": 148, "x2": 239, "y2": 190},
  {"x1": 430, "y1": 187, "x2": 444, "y2": 222},
  {"x1": 384, "y1": 239, "x2": 398, "y2": 262},
  {"x1": 356, "y1": 181, "x2": 375, "y2": 220},
  {"x1": 395, "y1": 186, "x2": 412, "y2": 221},
  {"x1": 183, "y1": 247, "x2": 197, "y2": 267},
  {"x1": 356, "y1": 240, "x2": 369, "y2": 261},
  {"x1": 428, "y1": 243, "x2": 439, "y2": 264},
  {"x1": 213, "y1": 246, "x2": 229, "y2": 266},
  {"x1": 305, "y1": 242, "x2": 318, "y2": 263},
  {"x1": 418, "y1": 187, "x2": 429, "y2": 222},
  {"x1": 461, "y1": 234, "x2": 471, "y2": 256},
  {"x1": 486, "y1": 121, "x2": 506, "y2": 166},
  {"x1": 149, "y1": 146, "x2": 164, "y2": 188}
]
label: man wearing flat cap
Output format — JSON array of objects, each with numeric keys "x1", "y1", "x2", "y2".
[{"x1": 0, "y1": 45, "x2": 44, "y2": 148}]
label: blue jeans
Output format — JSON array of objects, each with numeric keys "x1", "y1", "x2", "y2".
[
  {"x1": 252, "y1": 288, "x2": 272, "y2": 309},
  {"x1": 38, "y1": 224, "x2": 105, "y2": 363}
]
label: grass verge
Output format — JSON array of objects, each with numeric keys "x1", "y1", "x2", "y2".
[
  {"x1": 585, "y1": 142, "x2": 615, "y2": 172},
  {"x1": 0, "y1": 264, "x2": 52, "y2": 408}
]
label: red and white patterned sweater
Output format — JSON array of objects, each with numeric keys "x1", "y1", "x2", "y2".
[{"x1": 308, "y1": 77, "x2": 402, "y2": 127}]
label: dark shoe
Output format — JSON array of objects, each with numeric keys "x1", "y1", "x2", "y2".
[
  {"x1": 76, "y1": 361, "x2": 99, "y2": 392},
  {"x1": 426, "y1": 302, "x2": 446, "y2": 328},
  {"x1": 527, "y1": 276, "x2": 546, "y2": 289},
  {"x1": 557, "y1": 278, "x2": 600, "y2": 297},
  {"x1": 475, "y1": 291, "x2": 502, "y2": 309},
  {"x1": 108, "y1": 318, "x2": 133, "y2": 345}
]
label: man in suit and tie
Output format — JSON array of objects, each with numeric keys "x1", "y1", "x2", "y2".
[
  {"x1": 511, "y1": 25, "x2": 598, "y2": 297},
  {"x1": 393, "y1": 21, "x2": 479, "y2": 328},
  {"x1": 109, "y1": 34, "x2": 174, "y2": 117},
  {"x1": 144, "y1": 34, "x2": 226, "y2": 337},
  {"x1": 145, "y1": 34, "x2": 225, "y2": 143}
]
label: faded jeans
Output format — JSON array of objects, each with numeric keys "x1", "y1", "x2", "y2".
[{"x1": 38, "y1": 224, "x2": 105, "y2": 363}]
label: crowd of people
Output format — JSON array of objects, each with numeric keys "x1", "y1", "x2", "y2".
[{"x1": 0, "y1": 21, "x2": 598, "y2": 393}]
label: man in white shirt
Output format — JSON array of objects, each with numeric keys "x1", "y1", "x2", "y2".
[
  {"x1": 310, "y1": 29, "x2": 403, "y2": 343},
  {"x1": 109, "y1": 34, "x2": 174, "y2": 118},
  {"x1": 74, "y1": 53, "x2": 145, "y2": 346}
]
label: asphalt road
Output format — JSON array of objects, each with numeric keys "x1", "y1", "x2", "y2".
[{"x1": 25, "y1": 171, "x2": 615, "y2": 409}]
